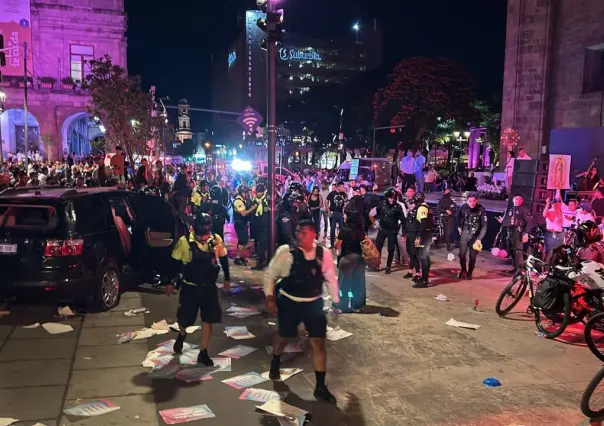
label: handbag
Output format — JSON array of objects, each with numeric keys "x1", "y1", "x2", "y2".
[{"x1": 360, "y1": 236, "x2": 380, "y2": 268}]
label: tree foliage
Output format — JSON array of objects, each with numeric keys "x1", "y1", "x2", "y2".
[
  {"x1": 83, "y1": 55, "x2": 157, "y2": 163},
  {"x1": 373, "y1": 57, "x2": 478, "y2": 148}
]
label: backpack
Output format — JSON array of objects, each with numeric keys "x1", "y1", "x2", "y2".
[
  {"x1": 360, "y1": 236, "x2": 380, "y2": 268},
  {"x1": 532, "y1": 277, "x2": 566, "y2": 313}
]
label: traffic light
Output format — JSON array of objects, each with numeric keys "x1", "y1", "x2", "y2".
[
  {"x1": 256, "y1": 3, "x2": 285, "y2": 50},
  {"x1": 0, "y1": 35, "x2": 5, "y2": 67}
]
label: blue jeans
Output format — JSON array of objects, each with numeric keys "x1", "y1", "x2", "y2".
[
  {"x1": 415, "y1": 172, "x2": 424, "y2": 193},
  {"x1": 330, "y1": 212, "x2": 344, "y2": 246}
]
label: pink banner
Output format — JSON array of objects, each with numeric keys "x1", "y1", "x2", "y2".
[{"x1": 0, "y1": 0, "x2": 32, "y2": 77}]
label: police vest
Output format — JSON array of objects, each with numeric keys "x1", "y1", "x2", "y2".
[
  {"x1": 233, "y1": 196, "x2": 248, "y2": 224},
  {"x1": 182, "y1": 236, "x2": 220, "y2": 286},
  {"x1": 279, "y1": 246, "x2": 325, "y2": 299},
  {"x1": 405, "y1": 207, "x2": 419, "y2": 235}
]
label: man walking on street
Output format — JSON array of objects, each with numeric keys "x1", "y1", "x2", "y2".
[
  {"x1": 414, "y1": 150, "x2": 426, "y2": 193},
  {"x1": 400, "y1": 150, "x2": 415, "y2": 191},
  {"x1": 264, "y1": 220, "x2": 340, "y2": 404},
  {"x1": 326, "y1": 181, "x2": 347, "y2": 248}
]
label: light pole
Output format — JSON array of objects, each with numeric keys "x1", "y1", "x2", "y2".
[
  {"x1": 352, "y1": 22, "x2": 360, "y2": 43},
  {"x1": 266, "y1": 0, "x2": 278, "y2": 258},
  {"x1": 0, "y1": 89, "x2": 5, "y2": 164}
]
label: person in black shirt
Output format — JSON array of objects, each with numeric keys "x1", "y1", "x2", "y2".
[
  {"x1": 371, "y1": 187, "x2": 404, "y2": 274},
  {"x1": 456, "y1": 194, "x2": 488, "y2": 280},
  {"x1": 496, "y1": 194, "x2": 530, "y2": 277},
  {"x1": 437, "y1": 188, "x2": 458, "y2": 257},
  {"x1": 334, "y1": 215, "x2": 366, "y2": 312},
  {"x1": 592, "y1": 188, "x2": 604, "y2": 223},
  {"x1": 307, "y1": 186, "x2": 322, "y2": 233},
  {"x1": 172, "y1": 167, "x2": 191, "y2": 221},
  {"x1": 326, "y1": 181, "x2": 348, "y2": 248}
]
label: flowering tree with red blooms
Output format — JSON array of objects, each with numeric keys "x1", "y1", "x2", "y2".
[{"x1": 373, "y1": 57, "x2": 477, "y2": 148}]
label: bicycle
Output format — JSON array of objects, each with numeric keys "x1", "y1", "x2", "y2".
[
  {"x1": 495, "y1": 254, "x2": 546, "y2": 316},
  {"x1": 581, "y1": 366, "x2": 604, "y2": 418}
]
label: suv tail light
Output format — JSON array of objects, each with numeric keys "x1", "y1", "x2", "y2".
[{"x1": 44, "y1": 239, "x2": 84, "y2": 257}]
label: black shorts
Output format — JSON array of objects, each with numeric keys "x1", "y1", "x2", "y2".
[
  {"x1": 234, "y1": 222, "x2": 249, "y2": 245},
  {"x1": 177, "y1": 283, "x2": 222, "y2": 326},
  {"x1": 277, "y1": 293, "x2": 326, "y2": 339}
]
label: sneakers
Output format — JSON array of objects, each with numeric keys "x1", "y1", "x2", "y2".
[
  {"x1": 385, "y1": 267, "x2": 392, "y2": 275},
  {"x1": 412, "y1": 275, "x2": 421, "y2": 283},
  {"x1": 314, "y1": 384, "x2": 337, "y2": 404},
  {"x1": 173, "y1": 333, "x2": 186, "y2": 354},
  {"x1": 269, "y1": 368, "x2": 281, "y2": 381},
  {"x1": 403, "y1": 272, "x2": 413, "y2": 279},
  {"x1": 466, "y1": 270, "x2": 473, "y2": 280},
  {"x1": 457, "y1": 271, "x2": 467, "y2": 280},
  {"x1": 412, "y1": 280, "x2": 429, "y2": 289},
  {"x1": 234, "y1": 258, "x2": 244, "y2": 266},
  {"x1": 197, "y1": 349, "x2": 214, "y2": 367}
]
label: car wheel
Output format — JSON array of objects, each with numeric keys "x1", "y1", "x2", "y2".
[{"x1": 93, "y1": 263, "x2": 121, "y2": 311}]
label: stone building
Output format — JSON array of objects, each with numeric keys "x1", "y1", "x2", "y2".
[
  {"x1": 0, "y1": 0, "x2": 127, "y2": 159},
  {"x1": 500, "y1": 0, "x2": 604, "y2": 166}
]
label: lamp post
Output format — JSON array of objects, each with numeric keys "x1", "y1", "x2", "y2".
[
  {"x1": 352, "y1": 22, "x2": 360, "y2": 43},
  {"x1": 0, "y1": 89, "x2": 5, "y2": 164}
]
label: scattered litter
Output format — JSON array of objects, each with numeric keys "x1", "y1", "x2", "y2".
[
  {"x1": 118, "y1": 332, "x2": 136, "y2": 344},
  {"x1": 42, "y1": 322, "x2": 74, "y2": 334},
  {"x1": 132, "y1": 327, "x2": 170, "y2": 340},
  {"x1": 134, "y1": 415, "x2": 140, "y2": 419},
  {"x1": 32, "y1": 423, "x2": 48, "y2": 426},
  {"x1": 222, "y1": 372, "x2": 269, "y2": 389},
  {"x1": 482, "y1": 377, "x2": 502, "y2": 388},
  {"x1": 447, "y1": 253, "x2": 455, "y2": 261},
  {"x1": 268, "y1": 322, "x2": 276, "y2": 326},
  {"x1": 326, "y1": 328, "x2": 352, "y2": 341},
  {"x1": 228, "y1": 311, "x2": 261, "y2": 319},
  {"x1": 63, "y1": 399, "x2": 120, "y2": 416},
  {"x1": 210, "y1": 357, "x2": 232, "y2": 372},
  {"x1": 265, "y1": 342, "x2": 303, "y2": 354},
  {"x1": 151, "y1": 320, "x2": 170, "y2": 331},
  {"x1": 224, "y1": 326, "x2": 255, "y2": 340},
  {"x1": 159, "y1": 405, "x2": 216, "y2": 424},
  {"x1": 260, "y1": 368, "x2": 302, "y2": 382},
  {"x1": 535, "y1": 331, "x2": 546, "y2": 338},
  {"x1": 473, "y1": 300, "x2": 480, "y2": 311},
  {"x1": 445, "y1": 318, "x2": 480, "y2": 330},
  {"x1": 23, "y1": 323, "x2": 41, "y2": 329},
  {"x1": 167, "y1": 323, "x2": 201, "y2": 334},
  {"x1": 226, "y1": 306, "x2": 260, "y2": 314},
  {"x1": 435, "y1": 294, "x2": 449, "y2": 302},
  {"x1": 256, "y1": 400, "x2": 308, "y2": 426},
  {"x1": 156, "y1": 339, "x2": 197, "y2": 354},
  {"x1": 57, "y1": 306, "x2": 75, "y2": 317},
  {"x1": 148, "y1": 360, "x2": 182, "y2": 379},
  {"x1": 0, "y1": 418, "x2": 18, "y2": 426},
  {"x1": 218, "y1": 345, "x2": 258, "y2": 359},
  {"x1": 175, "y1": 366, "x2": 217, "y2": 382},
  {"x1": 240, "y1": 388, "x2": 288, "y2": 403},
  {"x1": 84, "y1": 357, "x2": 92, "y2": 360},
  {"x1": 124, "y1": 308, "x2": 147, "y2": 317}
]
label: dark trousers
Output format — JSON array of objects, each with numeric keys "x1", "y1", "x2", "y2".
[
  {"x1": 256, "y1": 229, "x2": 268, "y2": 266},
  {"x1": 311, "y1": 209, "x2": 321, "y2": 234},
  {"x1": 459, "y1": 231, "x2": 478, "y2": 272},
  {"x1": 417, "y1": 241, "x2": 432, "y2": 280},
  {"x1": 330, "y1": 212, "x2": 344, "y2": 246},
  {"x1": 403, "y1": 173, "x2": 415, "y2": 191},
  {"x1": 174, "y1": 196, "x2": 188, "y2": 220},
  {"x1": 405, "y1": 234, "x2": 420, "y2": 273},
  {"x1": 375, "y1": 229, "x2": 397, "y2": 268},
  {"x1": 508, "y1": 229, "x2": 524, "y2": 275},
  {"x1": 444, "y1": 218, "x2": 455, "y2": 252}
]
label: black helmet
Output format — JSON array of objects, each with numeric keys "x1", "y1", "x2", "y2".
[
  {"x1": 193, "y1": 213, "x2": 212, "y2": 236},
  {"x1": 282, "y1": 191, "x2": 302, "y2": 212},
  {"x1": 576, "y1": 221, "x2": 602, "y2": 247},
  {"x1": 200, "y1": 180, "x2": 209, "y2": 189},
  {"x1": 289, "y1": 181, "x2": 305, "y2": 194},
  {"x1": 209, "y1": 185, "x2": 222, "y2": 200},
  {"x1": 237, "y1": 184, "x2": 250, "y2": 196},
  {"x1": 256, "y1": 182, "x2": 266, "y2": 194},
  {"x1": 410, "y1": 192, "x2": 425, "y2": 205},
  {"x1": 384, "y1": 187, "x2": 396, "y2": 199},
  {"x1": 551, "y1": 244, "x2": 574, "y2": 267}
]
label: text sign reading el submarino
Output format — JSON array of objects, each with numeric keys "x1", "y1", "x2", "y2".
[{"x1": 279, "y1": 48, "x2": 321, "y2": 62}]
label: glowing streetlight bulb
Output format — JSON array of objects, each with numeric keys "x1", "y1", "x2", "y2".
[{"x1": 352, "y1": 23, "x2": 360, "y2": 31}]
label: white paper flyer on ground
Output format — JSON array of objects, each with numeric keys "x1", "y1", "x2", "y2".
[
  {"x1": 326, "y1": 329, "x2": 353, "y2": 341},
  {"x1": 224, "y1": 326, "x2": 254, "y2": 339},
  {"x1": 260, "y1": 368, "x2": 302, "y2": 381},
  {"x1": 63, "y1": 400, "x2": 120, "y2": 416},
  {"x1": 0, "y1": 418, "x2": 18, "y2": 426},
  {"x1": 255, "y1": 400, "x2": 308, "y2": 426},
  {"x1": 222, "y1": 372, "x2": 269, "y2": 389},
  {"x1": 148, "y1": 361, "x2": 181, "y2": 379},
  {"x1": 175, "y1": 366, "x2": 215, "y2": 382},
  {"x1": 41, "y1": 322, "x2": 74, "y2": 334},
  {"x1": 239, "y1": 388, "x2": 287, "y2": 403},
  {"x1": 159, "y1": 405, "x2": 215, "y2": 424},
  {"x1": 445, "y1": 318, "x2": 480, "y2": 330},
  {"x1": 218, "y1": 345, "x2": 257, "y2": 359}
]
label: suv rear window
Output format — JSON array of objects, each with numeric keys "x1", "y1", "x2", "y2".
[{"x1": 0, "y1": 204, "x2": 59, "y2": 231}]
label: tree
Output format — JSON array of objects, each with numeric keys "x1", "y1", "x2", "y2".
[
  {"x1": 89, "y1": 136, "x2": 106, "y2": 154},
  {"x1": 473, "y1": 99, "x2": 501, "y2": 164},
  {"x1": 373, "y1": 57, "x2": 478, "y2": 149},
  {"x1": 83, "y1": 55, "x2": 156, "y2": 163}
]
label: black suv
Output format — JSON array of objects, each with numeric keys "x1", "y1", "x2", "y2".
[{"x1": 0, "y1": 187, "x2": 186, "y2": 310}]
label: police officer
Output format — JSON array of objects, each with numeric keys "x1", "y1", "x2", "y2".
[
  {"x1": 437, "y1": 188, "x2": 457, "y2": 259},
  {"x1": 165, "y1": 213, "x2": 231, "y2": 366},
  {"x1": 371, "y1": 187, "x2": 404, "y2": 274},
  {"x1": 456, "y1": 194, "x2": 488, "y2": 280},
  {"x1": 403, "y1": 191, "x2": 421, "y2": 282},
  {"x1": 201, "y1": 185, "x2": 228, "y2": 240},
  {"x1": 277, "y1": 191, "x2": 302, "y2": 247},
  {"x1": 497, "y1": 194, "x2": 530, "y2": 277},
  {"x1": 345, "y1": 186, "x2": 366, "y2": 228},
  {"x1": 252, "y1": 182, "x2": 270, "y2": 270},
  {"x1": 289, "y1": 182, "x2": 312, "y2": 222},
  {"x1": 361, "y1": 184, "x2": 380, "y2": 233},
  {"x1": 233, "y1": 184, "x2": 257, "y2": 266},
  {"x1": 411, "y1": 193, "x2": 433, "y2": 288},
  {"x1": 264, "y1": 219, "x2": 340, "y2": 404}
]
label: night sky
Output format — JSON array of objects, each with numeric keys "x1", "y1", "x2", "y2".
[{"x1": 125, "y1": 0, "x2": 508, "y2": 131}]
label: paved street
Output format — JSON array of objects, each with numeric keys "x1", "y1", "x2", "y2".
[{"x1": 0, "y1": 244, "x2": 602, "y2": 426}]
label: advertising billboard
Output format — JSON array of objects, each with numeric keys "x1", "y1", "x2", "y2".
[{"x1": 0, "y1": 0, "x2": 32, "y2": 77}]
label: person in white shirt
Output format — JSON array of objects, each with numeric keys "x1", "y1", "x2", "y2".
[
  {"x1": 576, "y1": 203, "x2": 596, "y2": 226},
  {"x1": 400, "y1": 150, "x2": 415, "y2": 191},
  {"x1": 561, "y1": 199, "x2": 578, "y2": 229},
  {"x1": 504, "y1": 151, "x2": 515, "y2": 189},
  {"x1": 264, "y1": 220, "x2": 339, "y2": 404},
  {"x1": 517, "y1": 147, "x2": 532, "y2": 160},
  {"x1": 319, "y1": 181, "x2": 330, "y2": 237},
  {"x1": 414, "y1": 150, "x2": 426, "y2": 193},
  {"x1": 543, "y1": 198, "x2": 564, "y2": 263}
]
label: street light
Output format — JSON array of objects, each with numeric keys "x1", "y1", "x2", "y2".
[
  {"x1": 463, "y1": 131, "x2": 471, "y2": 139},
  {"x1": 352, "y1": 23, "x2": 360, "y2": 31}
]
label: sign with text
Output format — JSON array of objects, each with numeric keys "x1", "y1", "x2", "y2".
[
  {"x1": 279, "y1": 47, "x2": 321, "y2": 62},
  {"x1": 0, "y1": 0, "x2": 32, "y2": 77},
  {"x1": 237, "y1": 106, "x2": 263, "y2": 134}
]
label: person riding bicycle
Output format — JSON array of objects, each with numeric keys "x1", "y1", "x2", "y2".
[{"x1": 577, "y1": 221, "x2": 604, "y2": 262}]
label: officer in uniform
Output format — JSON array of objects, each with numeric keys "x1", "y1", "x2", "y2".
[
  {"x1": 361, "y1": 184, "x2": 381, "y2": 233},
  {"x1": 201, "y1": 185, "x2": 228, "y2": 240},
  {"x1": 233, "y1": 184, "x2": 258, "y2": 266},
  {"x1": 497, "y1": 194, "x2": 530, "y2": 277},
  {"x1": 252, "y1": 182, "x2": 270, "y2": 270},
  {"x1": 264, "y1": 219, "x2": 340, "y2": 404},
  {"x1": 436, "y1": 188, "x2": 458, "y2": 259},
  {"x1": 345, "y1": 186, "x2": 366, "y2": 228},
  {"x1": 411, "y1": 193, "x2": 433, "y2": 288},
  {"x1": 456, "y1": 194, "x2": 488, "y2": 280},
  {"x1": 277, "y1": 191, "x2": 302, "y2": 247},
  {"x1": 403, "y1": 192, "x2": 421, "y2": 282},
  {"x1": 289, "y1": 182, "x2": 312, "y2": 222},
  {"x1": 371, "y1": 187, "x2": 404, "y2": 274},
  {"x1": 165, "y1": 213, "x2": 231, "y2": 366}
]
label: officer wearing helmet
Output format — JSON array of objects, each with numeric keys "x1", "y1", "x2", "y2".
[
  {"x1": 165, "y1": 213, "x2": 231, "y2": 366},
  {"x1": 290, "y1": 181, "x2": 312, "y2": 222},
  {"x1": 252, "y1": 182, "x2": 270, "y2": 270},
  {"x1": 408, "y1": 192, "x2": 433, "y2": 287},
  {"x1": 233, "y1": 184, "x2": 258, "y2": 266},
  {"x1": 370, "y1": 187, "x2": 404, "y2": 274},
  {"x1": 456, "y1": 193, "x2": 488, "y2": 280},
  {"x1": 201, "y1": 185, "x2": 229, "y2": 240},
  {"x1": 277, "y1": 191, "x2": 302, "y2": 246},
  {"x1": 577, "y1": 221, "x2": 604, "y2": 262}
]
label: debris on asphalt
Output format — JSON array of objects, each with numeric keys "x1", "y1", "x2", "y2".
[
  {"x1": 535, "y1": 331, "x2": 546, "y2": 338},
  {"x1": 255, "y1": 400, "x2": 308, "y2": 426},
  {"x1": 0, "y1": 418, "x2": 18, "y2": 426},
  {"x1": 23, "y1": 323, "x2": 41, "y2": 328},
  {"x1": 131, "y1": 327, "x2": 169, "y2": 340},
  {"x1": 84, "y1": 357, "x2": 92, "y2": 360},
  {"x1": 57, "y1": 306, "x2": 75, "y2": 317},
  {"x1": 228, "y1": 311, "x2": 261, "y2": 319},
  {"x1": 239, "y1": 388, "x2": 288, "y2": 402},
  {"x1": 473, "y1": 299, "x2": 480, "y2": 311},
  {"x1": 218, "y1": 345, "x2": 258, "y2": 359},
  {"x1": 118, "y1": 331, "x2": 136, "y2": 344},
  {"x1": 151, "y1": 320, "x2": 170, "y2": 330},
  {"x1": 63, "y1": 399, "x2": 120, "y2": 416},
  {"x1": 260, "y1": 368, "x2": 302, "y2": 381},
  {"x1": 326, "y1": 327, "x2": 353, "y2": 341},
  {"x1": 482, "y1": 377, "x2": 502, "y2": 388},
  {"x1": 226, "y1": 305, "x2": 260, "y2": 314},
  {"x1": 268, "y1": 321, "x2": 276, "y2": 326},
  {"x1": 41, "y1": 322, "x2": 74, "y2": 334},
  {"x1": 123, "y1": 307, "x2": 147, "y2": 317},
  {"x1": 224, "y1": 326, "x2": 255, "y2": 340},
  {"x1": 445, "y1": 318, "x2": 480, "y2": 330},
  {"x1": 159, "y1": 405, "x2": 215, "y2": 424},
  {"x1": 265, "y1": 342, "x2": 303, "y2": 354},
  {"x1": 32, "y1": 423, "x2": 48, "y2": 426},
  {"x1": 175, "y1": 366, "x2": 215, "y2": 382},
  {"x1": 168, "y1": 323, "x2": 201, "y2": 334},
  {"x1": 222, "y1": 371, "x2": 269, "y2": 389},
  {"x1": 434, "y1": 294, "x2": 449, "y2": 302},
  {"x1": 148, "y1": 360, "x2": 182, "y2": 379}
]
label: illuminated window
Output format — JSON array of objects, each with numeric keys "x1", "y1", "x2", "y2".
[{"x1": 70, "y1": 45, "x2": 94, "y2": 82}]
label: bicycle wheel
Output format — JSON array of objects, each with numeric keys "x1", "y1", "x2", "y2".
[
  {"x1": 585, "y1": 312, "x2": 604, "y2": 363},
  {"x1": 581, "y1": 367, "x2": 604, "y2": 418},
  {"x1": 534, "y1": 291, "x2": 571, "y2": 339},
  {"x1": 495, "y1": 275, "x2": 528, "y2": 316}
]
